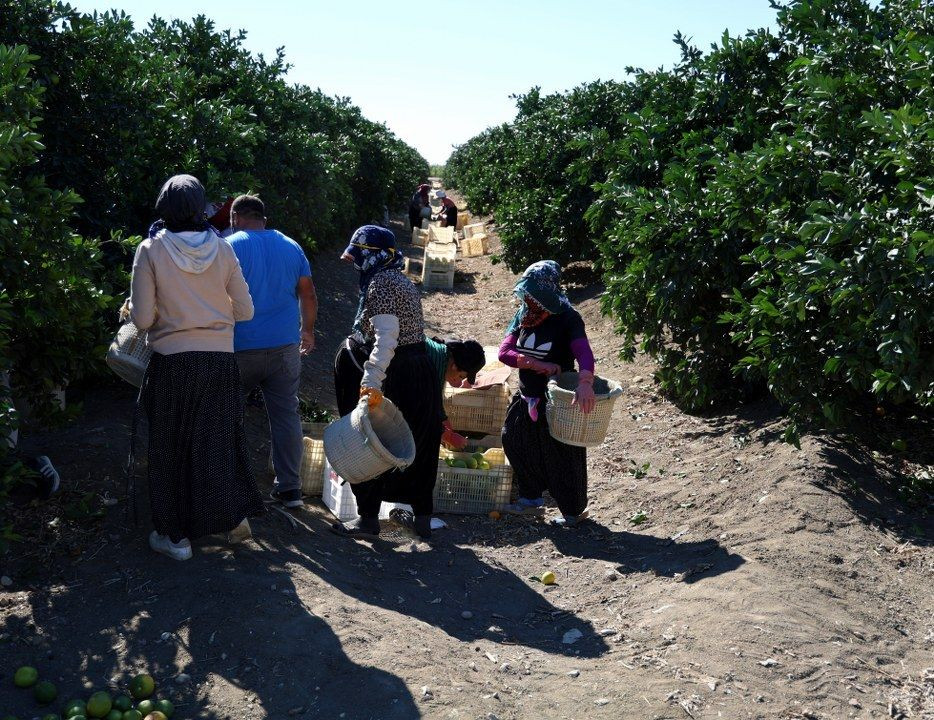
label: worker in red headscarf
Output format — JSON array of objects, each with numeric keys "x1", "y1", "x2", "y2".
[{"x1": 408, "y1": 183, "x2": 430, "y2": 231}]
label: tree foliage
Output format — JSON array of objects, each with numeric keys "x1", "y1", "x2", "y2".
[{"x1": 445, "y1": 0, "x2": 933, "y2": 441}]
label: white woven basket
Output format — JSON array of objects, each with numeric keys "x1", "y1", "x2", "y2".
[
  {"x1": 323, "y1": 397, "x2": 416, "y2": 484},
  {"x1": 546, "y1": 372, "x2": 623, "y2": 448},
  {"x1": 106, "y1": 321, "x2": 152, "y2": 387}
]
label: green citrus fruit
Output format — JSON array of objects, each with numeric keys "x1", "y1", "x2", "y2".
[
  {"x1": 153, "y1": 700, "x2": 173, "y2": 718},
  {"x1": 478, "y1": 460, "x2": 491, "y2": 470},
  {"x1": 13, "y1": 665, "x2": 39, "y2": 687},
  {"x1": 135, "y1": 700, "x2": 154, "y2": 716},
  {"x1": 452, "y1": 459, "x2": 467, "y2": 468},
  {"x1": 112, "y1": 697, "x2": 132, "y2": 713},
  {"x1": 128, "y1": 675, "x2": 154, "y2": 700},
  {"x1": 143, "y1": 712, "x2": 167, "y2": 720},
  {"x1": 472, "y1": 452, "x2": 485, "y2": 462},
  {"x1": 465, "y1": 457, "x2": 478, "y2": 469},
  {"x1": 35, "y1": 680, "x2": 58, "y2": 704},
  {"x1": 106, "y1": 711, "x2": 123, "y2": 720},
  {"x1": 63, "y1": 699, "x2": 86, "y2": 718},
  {"x1": 86, "y1": 691, "x2": 112, "y2": 718},
  {"x1": 121, "y1": 712, "x2": 142, "y2": 720},
  {"x1": 43, "y1": 714, "x2": 61, "y2": 720}
]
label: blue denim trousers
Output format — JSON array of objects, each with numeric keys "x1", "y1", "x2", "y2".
[{"x1": 236, "y1": 343, "x2": 303, "y2": 493}]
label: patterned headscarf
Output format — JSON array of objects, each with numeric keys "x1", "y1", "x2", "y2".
[
  {"x1": 344, "y1": 225, "x2": 405, "y2": 333},
  {"x1": 507, "y1": 260, "x2": 573, "y2": 333}
]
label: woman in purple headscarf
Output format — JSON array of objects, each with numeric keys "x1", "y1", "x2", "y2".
[{"x1": 331, "y1": 225, "x2": 442, "y2": 541}]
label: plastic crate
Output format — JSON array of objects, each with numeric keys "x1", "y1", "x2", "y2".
[
  {"x1": 411, "y1": 228, "x2": 429, "y2": 247},
  {"x1": 462, "y1": 222, "x2": 486, "y2": 239},
  {"x1": 434, "y1": 446, "x2": 514, "y2": 515},
  {"x1": 267, "y1": 421, "x2": 328, "y2": 495},
  {"x1": 461, "y1": 234, "x2": 488, "y2": 258},
  {"x1": 443, "y1": 382, "x2": 511, "y2": 435},
  {"x1": 428, "y1": 225, "x2": 455, "y2": 244},
  {"x1": 321, "y1": 457, "x2": 408, "y2": 521},
  {"x1": 422, "y1": 241, "x2": 456, "y2": 288},
  {"x1": 422, "y1": 268, "x2": 454, "y2": 289}
]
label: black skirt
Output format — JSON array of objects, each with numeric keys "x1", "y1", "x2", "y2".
[
  {"x1": 333, "y1": 340, "x2": 442, "y2": 516},
  {"x1": 501, "y1": 393, "x2": 588, "y2": 516},
  {"x1": 141, "y1": 351, "x2": 264, "y2": 542}
]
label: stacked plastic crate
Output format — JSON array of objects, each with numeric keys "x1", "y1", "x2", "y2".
[{"x1": 422, "y1": 239, "x2": 456, "y2": 289}]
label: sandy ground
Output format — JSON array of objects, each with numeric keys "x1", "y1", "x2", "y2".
[{"x1": 2, "y1": 191, "x2": 932, "y2": 720}]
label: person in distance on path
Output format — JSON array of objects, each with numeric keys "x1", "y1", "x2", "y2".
[
  {"x1": 434, "y1": 190, "x2": 458, "y2": 228},
  {"x1": 408, "y1": 183, "x2": 430, "y2": 231}
]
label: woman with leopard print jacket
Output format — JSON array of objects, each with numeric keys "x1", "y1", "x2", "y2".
[{"x1": 331, "y1": 225, "x2": 443, "y2": 541}]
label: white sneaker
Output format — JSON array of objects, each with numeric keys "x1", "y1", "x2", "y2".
[
  {"x1": 149, "y1": 531, "x2": 192, "y2": 561},
  {"x1": 227, "y1": 518, "x2": 252, "y2": 544}
]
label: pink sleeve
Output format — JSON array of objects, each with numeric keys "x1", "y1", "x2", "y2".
[
  {"x1": 498, "y1": 333, "x2": 522, "y2": 368},
  {"x1": 570, "y1": 337, "x2": 595, "y2": 373}
]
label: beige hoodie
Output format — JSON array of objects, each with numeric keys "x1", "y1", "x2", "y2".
[{"x1": 129, "y1": 229, "x2": 254, "y2": 355}]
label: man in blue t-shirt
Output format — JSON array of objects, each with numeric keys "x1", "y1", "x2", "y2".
[{"x1": 228, "y1": 195, "x2": 317, "y2": 508}]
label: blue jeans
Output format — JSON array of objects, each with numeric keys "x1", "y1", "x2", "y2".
[{"x1": 236, "y1": 343, "x2": 303, "y2": 493}]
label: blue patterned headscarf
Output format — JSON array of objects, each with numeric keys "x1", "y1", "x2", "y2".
[
  {"x1": 507, "y1": 260, "x2": 573, "y2": 333},
  {"x1": 344, "y1": 225, "x2": 405, "y2": 333}
]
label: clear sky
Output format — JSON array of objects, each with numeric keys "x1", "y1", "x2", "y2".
[{"x1": 73, "y1": 0, "x2": 779, "y2": 165}]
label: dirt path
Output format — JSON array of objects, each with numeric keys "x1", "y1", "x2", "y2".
[{"x1": 2, "y1": 196, "x2": 932, "y2": 720}]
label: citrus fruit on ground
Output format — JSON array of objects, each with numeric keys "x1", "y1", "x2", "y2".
[
  {"x1": 121, "y1": 712, "x2": 142, "y2": 720},
  {"x1": 135, "y1": 700, "x2": 154, "y2": 716},
  {"x1": 35, "y1": 680, "x2": 58, "y2": 704},
  {"x1": 541, "y1": 571, "x2": 556, "y2": 585},
  {"x1": 153, "y1": 700, "x2": 173, "y2": 718},
  {"x1": 13, "y1": 665, "x2": 39, "y2": 687},
  {"x1": 112, "y1": 697, "x2": 132, "y2": 713},
  {"x1": 63, "y1": 699, "x2": 86, "y2": 717},
  {"x1": 86, "y1": 691, "x2": 112, "y2": 718},
  {"x1": 129, "y1": 675, "x2": 154, "y2": 700},
  {"x1": 488, "y1": 510, "x2": 500, "y2": 520},
  {"x1": 143, "y1": 712, "x2": 167, "y2": 720}
]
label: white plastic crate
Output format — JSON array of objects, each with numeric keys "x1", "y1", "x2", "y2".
[
  {"x1": 422, "y1": 268, "x2": 454, "y2": 289},
  {"x1": 434, "y1": 446, "x2": 514, "y2": 515},
  {"x1": 321, "y1": 457, "x2": 409, "y2": 522}
]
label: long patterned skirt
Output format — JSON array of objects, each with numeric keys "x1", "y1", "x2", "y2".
[
  {"x1": 141, "y1": 351, "x2": 264, "y2": 542},
  {"x1": 501, "y1": 393, "x2": 588, "y2": 517}
]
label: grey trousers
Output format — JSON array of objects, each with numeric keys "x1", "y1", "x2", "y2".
[{"x1": 236, "y1": 343, "x2": 303, "y2": 493}]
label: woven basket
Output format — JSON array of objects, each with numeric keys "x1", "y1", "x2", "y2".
[
  {"x1": 545, "y1": 372, "x2": 623, "y2": 448},
  {"x1": 106, "y1": 321, "x2": 152, "y2": 387},
  {"x1": 323, "y1": 397, "x2": 416, "y2": 484}
]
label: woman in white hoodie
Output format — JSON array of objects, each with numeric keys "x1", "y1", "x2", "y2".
[{"x1": 129, "y1": 174, "x2": 263, "y2": 560}]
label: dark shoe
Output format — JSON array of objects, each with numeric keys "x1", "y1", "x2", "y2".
[
  {"x1": 269, "y1": 488, "x2": 303, "y2": 508},
  {"x1": 388, "y1": 508, "x2": 415, "y2": 530},
  {"x1": 414, "y1": 515, "x2": 432, "y2": 540},
  {"x1": 25, "y1": 455, "x2": 60, "y2": 499},
  {"x1": 330, "y1": 517, "x2": 381, "y2": 539}
]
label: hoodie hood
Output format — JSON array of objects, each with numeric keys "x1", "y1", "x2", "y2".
[{"x1": 158, "y1": 229, "x2": 220, "y2": 274}]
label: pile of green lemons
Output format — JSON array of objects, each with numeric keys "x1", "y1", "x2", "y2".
[
  {"x1": 6, "y1": 667, "x2": 174, "y2": 720},
  {"x1": 443, "y1": 452, "x2": 491, "y2": 471}
]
